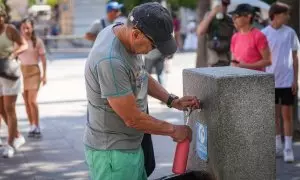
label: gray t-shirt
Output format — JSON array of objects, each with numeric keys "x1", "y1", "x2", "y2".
[
  {"x1": 86, "y1": 18, "x2": 111, "y2": 36},
  {"x1": 84, "y1": 24, "x2": 148, "y2": 150}
]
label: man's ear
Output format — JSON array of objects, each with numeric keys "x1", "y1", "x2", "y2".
[{"x1": 132, "y1": 28, "x2": 142, "y2": 39}]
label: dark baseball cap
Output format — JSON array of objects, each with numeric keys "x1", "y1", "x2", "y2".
[
  {"x1": 129, "y1": 2, "x2": 177, "y2": 56},
  {"x1": 230, "y1": 4, "x2": 255, "y2": 15}
]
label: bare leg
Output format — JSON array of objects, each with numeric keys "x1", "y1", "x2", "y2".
[
  {"x1": 0, "y1": 96, "x2": 8, "y2": 125},
  {"x1": 282, "y1": 105, "x2": 293, "y2": 137},
  {"x1": 27, "y1": 90, "x2": 39, "y2": 127},
  {"x1": 23, "y1": 91, "x2": 34, "y2": 126},
  {"x1": 4, "y1": 95, "x2": 18, "y2": 146}
]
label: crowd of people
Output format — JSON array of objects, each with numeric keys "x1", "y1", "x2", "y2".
[
  {"x1": 81, "y1": 0, "x2": 300, "y2": 180},
  {"x1": 0, "y1": 1, "x2": 298, "y2": 180},
  {"x1": 198, "y1": 1, "x2": 298, "y2": 163},
  {"x1": 82, "y1": 1, "x2": 299, "y2": 180}
]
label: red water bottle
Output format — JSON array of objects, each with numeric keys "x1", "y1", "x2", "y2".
[{"x1": 172, "y1": 138, "x2": 190, "y2": 174}]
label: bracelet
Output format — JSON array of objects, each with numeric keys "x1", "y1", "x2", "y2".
[{"x1": 167, "y1": 94, "x2": 179, "y2": 108}]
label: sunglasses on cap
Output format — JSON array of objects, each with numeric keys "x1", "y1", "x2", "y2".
[{"x1": 133, "y1": 27, "x2": 156, "y2": 49}]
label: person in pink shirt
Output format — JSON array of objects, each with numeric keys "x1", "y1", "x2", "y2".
[
  {"x1": 230, "y1": 4, "x2": 271, "y2": 71},
  {"x1": 19, "y1": 18, "x2": 47, "y2": 138}
]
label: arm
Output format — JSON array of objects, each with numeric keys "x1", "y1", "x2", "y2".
[
  {"x1": 84, "y1": 20, "x2": 100, "y2": 42},
  {"x1": 197, "y1": 6, "x2": 220, "y2": 36},
  {"x1": 238, "y1": 32, "x2": 271, "y2": 69},
  {"x1": 292, "y1": 30, "x2": 299, "y2": 95},
  {"x1": 98, "y1": 59, "x2": 192, "y2": 142},
  {"x1": 108, "y1": 94, "x2": 175, "y2": 136},
  {"x1": 292, "y1": 51, "x2": 298, "y2": 95},
  {"x1": 7, "y1": 25, "x2": 28, "y2": 57},
  {"x1": 293, "y1": 51, "x2": 298, "y2": 81},
  {"x1": 239, "y1": 47, "x2": 272, "y2": 69},
  {"x1": 37, "y1": 38, "x2": 47, "y2": 85},
  {"x1": 40, "y1": 54, "x2": 47, "y2": 85},
  {"x1": 147, "y1": 74, "x2": 169, "y2": 103},
  {"x1": 147, "y1": 74, "x2": 200, "y2": 110},
  {"x1": 85, "y1": 33, "x2": 97, "y2": 42},
  {"x1": 108, "y1": 94, "x2": 192, "y2": 142}
]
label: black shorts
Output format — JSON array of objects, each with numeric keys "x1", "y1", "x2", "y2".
[{"x1": 275, "y1": 88, "x2": 295, "y2": 105}]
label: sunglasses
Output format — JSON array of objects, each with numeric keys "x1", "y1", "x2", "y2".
[
  {"x1": 133, "y1": 27, "x2": 156, "y2": 49},
  {"x1": 232, "y1": 13, "x2": 250, "y2": 19}
]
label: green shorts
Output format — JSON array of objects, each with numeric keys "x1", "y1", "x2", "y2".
[{"x1": 85, "y1": 146, "x2": 147, "y2": 180}]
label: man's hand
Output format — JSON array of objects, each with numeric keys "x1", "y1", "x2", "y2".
[
  {"x1": 292, "y1": 81, "x2": 298, "y2": 95},
  {"x1": 231, "y1": 60, "x2": 247, "y2": 68},
  {"x1": 171, "y1": 96, "x2": 200, "y2": 111},
  {"x1": 41, "y1": 75, "x2": 47, "y2": 86},
  {"x1": 171, "y1": 125, "x2": 192, "y2": 142},
  {"x1": 8, "y1": 52, "x2": 17, "y2": 60},
  {"x1": 211, "y1": 4, "x2": 222, "y2": 15}
]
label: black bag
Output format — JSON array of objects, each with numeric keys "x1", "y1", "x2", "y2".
[
  {"x1": 142, "y1": 133, "x2": 156, "y2": 177},
  {"x1": 0, "y1": 58, "x2": 21, "y2": 81},
  {"x1": 142, "y1": 107, "x2": 156, "y2": 177}
]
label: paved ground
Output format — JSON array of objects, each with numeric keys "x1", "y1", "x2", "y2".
[{"x1": 0, "y1": 52, "x2": 299, "y2": 180}]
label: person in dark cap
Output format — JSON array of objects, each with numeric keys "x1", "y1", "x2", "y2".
[
  {"x1": 197, "y1": 0, "x2": 235, "y2": 67},
  {"x1": 83, "y1": 2, "x2": 200, "y2": 180},
  {"x1": 85, "y1": 1, "x2": 124, "y2": 41},
  {"x1": 230, "y1": 4, "x2": 271, "y2": 71}
]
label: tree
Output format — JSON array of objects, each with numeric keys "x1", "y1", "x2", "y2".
[{"x1": 195, "y1": 0, "x2": 210, "y2": 67}]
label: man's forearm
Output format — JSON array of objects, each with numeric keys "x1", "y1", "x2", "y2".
[
  {"x1": 130, "y1": 111, "x2": 175, "y2": 136},
  {"x1": 14, "y1": 40, "x2": 28, "y2": 56},
  {"x1": 197, "y1": 12, "x2": 215, "y2": 36},
  {"x1": 147, "y1": 74, "x2": 170, "y2": 103},
  {"x1": 108, "y1": 94, "x2": 175, "y2": 137},
  {"x1": 241, "y1": 59, "x2": 271, "y2": 69},
  {"x1": 85, "y1": 33, "x2": 97, "y2": 41}
]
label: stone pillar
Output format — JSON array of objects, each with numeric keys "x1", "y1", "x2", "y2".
[{"x1": 183, "y1": 67, "x2": 275, "y2": 180}]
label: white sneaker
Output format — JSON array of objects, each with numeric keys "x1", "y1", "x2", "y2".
[
  {"x1": 276, "y1": 146, "x2": 283, "y2": 157},
  {"x1": 13, "y1": 135, "x2": 25, "y2": 150},
  {"x1": 284, "y1": 149, "x2": 294, "y2": 163},
  {"x1": 2, "y1": 145, "x2": 15, "y2": 158}
]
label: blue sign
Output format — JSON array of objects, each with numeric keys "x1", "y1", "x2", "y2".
[{"x1": 196, "y1": 121, "x2": 208, "y2": 161}]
